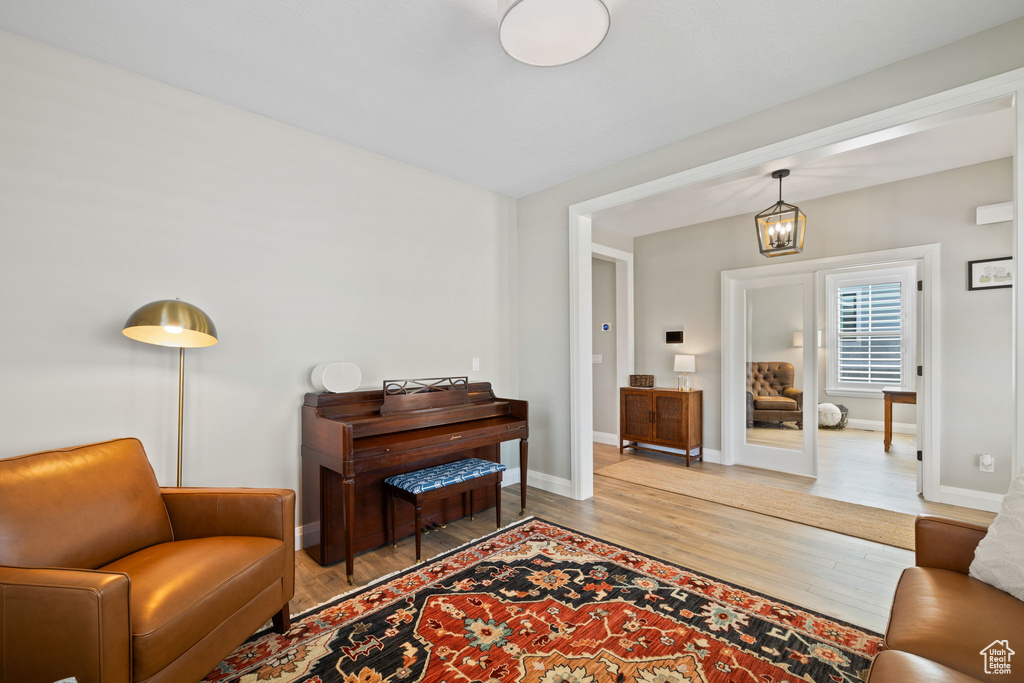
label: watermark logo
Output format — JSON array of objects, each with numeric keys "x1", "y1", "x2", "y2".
[{"x1": 980, "y1": 640, "x2": 1015, "y2": 675}]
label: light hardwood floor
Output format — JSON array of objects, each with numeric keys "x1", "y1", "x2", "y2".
[
  {"x1": 736, "y1": 425, "x2": 995, "y2": 519},
  {"x1": 745, "y1": 425, "x2": 913, "y2": 513},
  {"x1": 289, "y1": 439, "x2": 992, "y2": 634}
]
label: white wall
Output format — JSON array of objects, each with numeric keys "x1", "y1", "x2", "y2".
[
  {"x1": 592, "y1": 224, "x2": 634, "y2": 254},
  {"x1": 591, "y1": 258, "x2": 617, "y2": 434},
  {"x1": 633, "y1": 161, "x2": 1013, "y2": 493},
  {"x1": 519, "y1": 17, "x2": 1024, "y2": 483},
  {"x1": 0, "y1": 31, "x2": 519, "y2": 527}
]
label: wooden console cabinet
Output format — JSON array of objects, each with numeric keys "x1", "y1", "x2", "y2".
[{"x1": 619, "y1": 387, "x2": 703, "y2": 466}]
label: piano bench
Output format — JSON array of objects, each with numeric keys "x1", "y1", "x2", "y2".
[{"x1": 385, "y1": 458, "x2": 507, "y2": 562}]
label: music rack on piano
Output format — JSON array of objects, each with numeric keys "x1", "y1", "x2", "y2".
[{"x1": 301, "y1": 377, "x2": 528, "y2": 582}]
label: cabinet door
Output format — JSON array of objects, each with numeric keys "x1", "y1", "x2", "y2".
[
  {"x1": 620, "y1": 390, "x2": 652, "y2": 442},
  {"x1": 652, "y1": 393, "x2": 686, "y2": 446}
]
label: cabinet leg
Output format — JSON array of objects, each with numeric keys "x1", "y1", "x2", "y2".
[
  {"x1": 344, "y1": 476, "x2": 356, "y2": 584},
  {"x1": 519, "y1": 438, "x2": 528, "y2": 515}
]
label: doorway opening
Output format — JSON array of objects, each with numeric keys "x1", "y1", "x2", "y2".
[
  {"x1": 590, "y1": 244, "x2": 634, "y2": 448},
  {"x1": 570, "y1": 73, "x2": 1023, "y2": 515},
  {"x1": 722, "y1": 249, "x2": 938, "y2": 514}
]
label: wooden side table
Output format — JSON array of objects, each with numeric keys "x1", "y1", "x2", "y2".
[
  {"x1": 882, "y1": 387, "x2": 916, "y2": 453},
  {"x1": 619, "y1": 387, "x2": 703, "y2": 466}
]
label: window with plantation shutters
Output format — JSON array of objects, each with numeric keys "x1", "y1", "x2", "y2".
[
  {"x1": 825, "y1": 265, "x2": 916, "y2": 397},
  {"x1": 837, "y1": 282, "x2": 902, "y2": 384}
]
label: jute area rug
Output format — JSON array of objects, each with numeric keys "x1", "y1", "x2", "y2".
[
  {"x1": 205, "y1": 518, "x2": 881, "y2": 682},
  {"x1": 597, "y1": 459, "x2": 916, "y2": 550}
]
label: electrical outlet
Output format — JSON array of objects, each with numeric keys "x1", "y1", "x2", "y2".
[
  {"x1": 592, "y1": 354, "x2": 603, "y2": 364},
  {"x1": 979, "y1": 454, "x2": 995, "y2": 473},
  {"x1": 472, "y1": 357, "x2": 480, "y2": 372}
]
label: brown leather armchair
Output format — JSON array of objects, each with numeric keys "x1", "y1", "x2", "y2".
[
  {"x1": 746, "y1": 361, "x2": 803, "y2": 428},
  {"x1": 0, "y1": 438, "x2": 295, "y2": 683},
  {"x1": 867, "y1": 516, "x2": 1023, "y2": 682}
]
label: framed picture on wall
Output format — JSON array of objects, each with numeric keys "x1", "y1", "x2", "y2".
[{"x1": 968, "y1": 256, "x2": 1014, "y2": 291}]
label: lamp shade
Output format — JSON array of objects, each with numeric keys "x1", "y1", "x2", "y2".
[
  {"x1": 498, "y1": 0, "x2": 610, "y2": 67},
  {"x1": 122, "y1": 299, "x2": 218, "y2": 348},
  {"x1": 674, "y1": 354, "x2": 696, "y2": 373}
]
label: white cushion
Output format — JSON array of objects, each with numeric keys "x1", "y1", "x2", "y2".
[{"x1": 970, "y1": 471, "x2": 1024, "y2": 601}]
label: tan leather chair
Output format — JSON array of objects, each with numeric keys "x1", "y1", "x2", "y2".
[
  {"x1": 0, "y1": 438, "x2": 295, "y2": 683},
  {"x1": 746, "y1": 361, "x2": 803, "y2": 428},
  {"x1": 867, "y1": 516, "x2": 1023, "y2": 682}
]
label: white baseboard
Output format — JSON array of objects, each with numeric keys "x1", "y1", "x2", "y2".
[
  {"x1": 938, "y1": 485, "x2": 1005, "y2": 513},
  {"x1": 846, "y1": 418, "x2": 917, "y2": 435},
  {"x1": 296, "y1": 522, "x2": 320, "y2": 551},
  {"x1": 502, "y1": 466, "x2": 521, "y2": 488},
  {"x1": 294, "y1": 467, "x2": 523, "y2": 550},
  {"x1": 702, "y1": 448, "x2": 722, "y2": 464},
  {"x1": 593, "y1": 431, "x2": 618, "y2": 445},
  {"x1": 526, "y1": 470, "x2": 573, "y2": 497},
  {"x1": 632, "y1": 443, "x2": 722, "y2": 464}
]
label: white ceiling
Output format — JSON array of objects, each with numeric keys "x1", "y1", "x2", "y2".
[
  {"x1": 1, "y1": 2, "x2": 1023, "y2": 198},
  {"x1": 592, "y1": 105, "x2": 1015, "y2": 236}
]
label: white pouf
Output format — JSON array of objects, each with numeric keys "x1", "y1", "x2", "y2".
[{"x1": 818, "y1": 403, "x2": 842, "y2": 428}]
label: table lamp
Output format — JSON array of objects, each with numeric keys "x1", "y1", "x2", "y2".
[
  {"x1": 674, "y1": 354, "x2": 696, "y2": 391},
  {"x1": 123, "y1": 298, "x2": 218, "y2": 486}
]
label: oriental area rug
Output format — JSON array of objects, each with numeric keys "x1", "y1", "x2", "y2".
[
  {"x1": 204, "y1": 518, "x2": 882, "y2": 683},
  {"x1": 597, "y1": 459, "x2": 916, "y2": 551}
]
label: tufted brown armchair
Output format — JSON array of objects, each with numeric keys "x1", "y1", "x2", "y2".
[{"x1": 746, "y1": 362, "x2": 803, "y2": 429}]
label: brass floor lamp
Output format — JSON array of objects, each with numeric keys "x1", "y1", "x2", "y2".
[{"x1": 123, "y1": 299, "x2": 218, "y2": 486}]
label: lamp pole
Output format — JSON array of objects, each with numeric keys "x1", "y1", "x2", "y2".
[
  {"x1": 177, "y1": 347, "x2": 185, "y2": 487},
  {"x1": 122, "y1": 298, "x2": 218, "y2": 487}
]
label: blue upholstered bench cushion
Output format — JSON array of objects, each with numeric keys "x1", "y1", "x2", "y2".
[{"x1": 385, "y1": 458, "x2": 506, "y2": 495}]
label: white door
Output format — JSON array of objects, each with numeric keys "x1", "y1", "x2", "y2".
[
  {"x1": 915, "y1": 270, "x2": 924, "y2": 494},
  {"x1": 725, "y1": 272, "x2": 817, "y2": 476}
]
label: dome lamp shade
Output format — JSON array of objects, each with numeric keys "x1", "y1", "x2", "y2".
[{"x1": 122, "y1": 299, "x2": 218, "y2": 348}]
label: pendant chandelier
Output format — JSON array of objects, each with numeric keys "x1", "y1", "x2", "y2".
[{"x1": 754, "y1": 169, "x2": 806, "y2": 258}]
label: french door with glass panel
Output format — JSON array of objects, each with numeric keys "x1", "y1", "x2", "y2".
[{"x1": 725, "y1": 272, "x2": 817, "y2": 476}]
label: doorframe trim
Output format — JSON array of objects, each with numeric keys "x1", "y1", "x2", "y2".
[
  {"x1": 720, "y1": 244, "x2": 940, "y2": 500},
  {"x1": 592, "y1": 243, "x2": 635, "y2": 447},
  {"x1": 569, "y1": 66, "x2": 1024, "y2": 503}
]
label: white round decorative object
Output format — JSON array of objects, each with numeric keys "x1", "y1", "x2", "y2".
[
  {"x1": 818, "y1": 403, "x2": 842, "y2": 428},
  {"x1": 311, "y1": 363, "x2": 362, "y2": 393}
]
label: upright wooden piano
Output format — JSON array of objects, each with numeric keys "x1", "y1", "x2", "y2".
[{"x1": 301, "y1": 377, "x2": 528, "y2": 582}]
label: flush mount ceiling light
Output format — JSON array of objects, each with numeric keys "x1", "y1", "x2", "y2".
[
  {"x1": 498, "y1": 0, "x2": 610, "y2": 67},
  {"x1": 754, "y1": 169, "x2": 806, "y2": 258}
]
